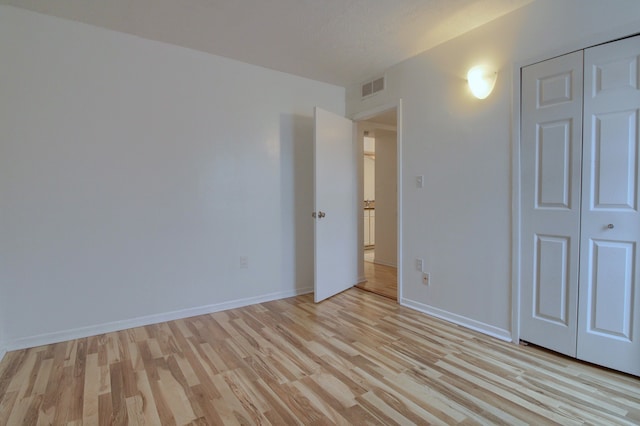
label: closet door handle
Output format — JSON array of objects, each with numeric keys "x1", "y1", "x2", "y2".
[{"x1": 607, "y1": 223, "x2": 615, "y2": 229}]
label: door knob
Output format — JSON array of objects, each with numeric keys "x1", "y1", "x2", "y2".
[
  {"x1": 312, "y1": 212, "x2": 317, "y2": 218},
  {"x1": 318, "y1": 211, "x2": 326, "y2": 218},
  {"x1": 607, "y1": 223, "x2": 615, "y2": 229}
]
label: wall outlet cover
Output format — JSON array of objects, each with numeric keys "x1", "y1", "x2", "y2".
[{"x1": 422, "y1": 272, "x2": 430, "y2": 285}]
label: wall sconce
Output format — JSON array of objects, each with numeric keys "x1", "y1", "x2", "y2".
[{"x1": 467, "y1": 65, "x2": 497, "y2": 99}]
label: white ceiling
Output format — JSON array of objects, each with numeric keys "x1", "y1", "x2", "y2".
[{"x1": 1, "y1": 0, "x2": 533, "y2": 87}]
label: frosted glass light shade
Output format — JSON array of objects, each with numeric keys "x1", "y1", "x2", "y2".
[{"x1": 467, "y1": 66, "x2": 497, "y2": 99}]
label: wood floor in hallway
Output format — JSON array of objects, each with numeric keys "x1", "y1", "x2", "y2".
[
  {"x1": 356, "y1": 261, "x2": 398, "y2": 300},
  {"x1": 0, "y1": 289, "x2": 638, "y2": 425}
]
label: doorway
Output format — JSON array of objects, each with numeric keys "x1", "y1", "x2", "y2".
[{"x1": 354, "y1": 107, "x2": 399, "y2": 300}]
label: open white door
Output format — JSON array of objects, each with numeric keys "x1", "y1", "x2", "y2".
[{"x1": 314, "y1": 107, "x2": 358, "y2": 303}]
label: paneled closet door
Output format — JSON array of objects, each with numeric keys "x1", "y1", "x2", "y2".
[
  {"x1": 578, "y1": 35, "x2": 640, "y2": 376},
  {"x1": 520, "y1": 51, "x2": 584, "y2": 357}
]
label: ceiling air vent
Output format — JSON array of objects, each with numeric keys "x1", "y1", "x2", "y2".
[{"x1": 361, "y1": 76, "x2": 385, "y2": 99}]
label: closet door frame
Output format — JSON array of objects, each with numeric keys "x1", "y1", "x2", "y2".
[{"x1": 511, "y1": 29, "x2": 640, "y2": 345}]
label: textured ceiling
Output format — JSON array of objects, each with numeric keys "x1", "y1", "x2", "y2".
[{"x1": 1, "y1": 0, "x2": 533, "y2": 86}]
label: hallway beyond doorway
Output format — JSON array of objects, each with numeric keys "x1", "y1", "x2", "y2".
[{"x1": 356, "y1": 258, "x2": 397, "y2": 300}]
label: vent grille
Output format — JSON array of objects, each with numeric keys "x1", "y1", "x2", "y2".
[{"x1": 361, "y1": 76, "x2": 385, "y2": 98}]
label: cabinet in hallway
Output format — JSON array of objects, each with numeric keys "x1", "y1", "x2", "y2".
[{"x1": 364, "y1": 208, "x2": 375, "y2": 247}]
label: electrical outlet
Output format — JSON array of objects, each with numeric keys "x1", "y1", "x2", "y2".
[
  {"x1": 416, "y1": 258, "x2": 423, "y2": 271},
  {"x1": 240, "y1": 256, "x2": 249, "y2": 269},
  {"x1": 422, "y1": 272, "x2": 430, "y2": 285}
]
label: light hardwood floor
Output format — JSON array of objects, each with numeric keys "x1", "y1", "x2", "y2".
[
  {"x1": 356, "y1": 261, "x2": 398, "y2": 300},
  {"x1": 0, "y1": 289, "x2": 638, "y2": 425}
]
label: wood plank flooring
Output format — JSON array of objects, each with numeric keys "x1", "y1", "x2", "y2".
[
  {"x1": 0, "y1": 289, "x2": 639, "y2": 425},
  {"x1": 356, "y1": 261, "x2": 397, "y2": 300}
]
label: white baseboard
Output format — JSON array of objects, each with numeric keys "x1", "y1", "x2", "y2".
[
  {"x1": 8, "y1": 286, "x2": 314, "y2": 351},
  {"x1": 373, "y1": 259, "x2": 397, "y2": 268},
  {"x1": 400, "y1": 298, "x2": 512, "y2": 342}
]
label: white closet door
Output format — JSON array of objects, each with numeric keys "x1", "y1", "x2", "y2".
[
  {"x1": 578, "y1": 36, "x2": 640, "y2": 376},
  {"x1": 520, "y1": 51, "x2": 584, "y2": 356}
]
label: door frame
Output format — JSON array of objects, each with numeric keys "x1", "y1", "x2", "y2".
[
  {"x1": 510, "y1": 29, "x2": 640, "y2": 344},
  {"x1": 352, "y1": 100, "x2": 403, "y2": 301}
]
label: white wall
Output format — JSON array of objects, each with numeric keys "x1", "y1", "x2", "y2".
[
  {"x1": 374, "y1": 129, "x2": 397, "y2": 267},
  {"x1": 0, "y1": 6, "x2": 344, "y2": 349},
  {"x1": 347, "y1": 0, "x2": 640, "y2": 340}
]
